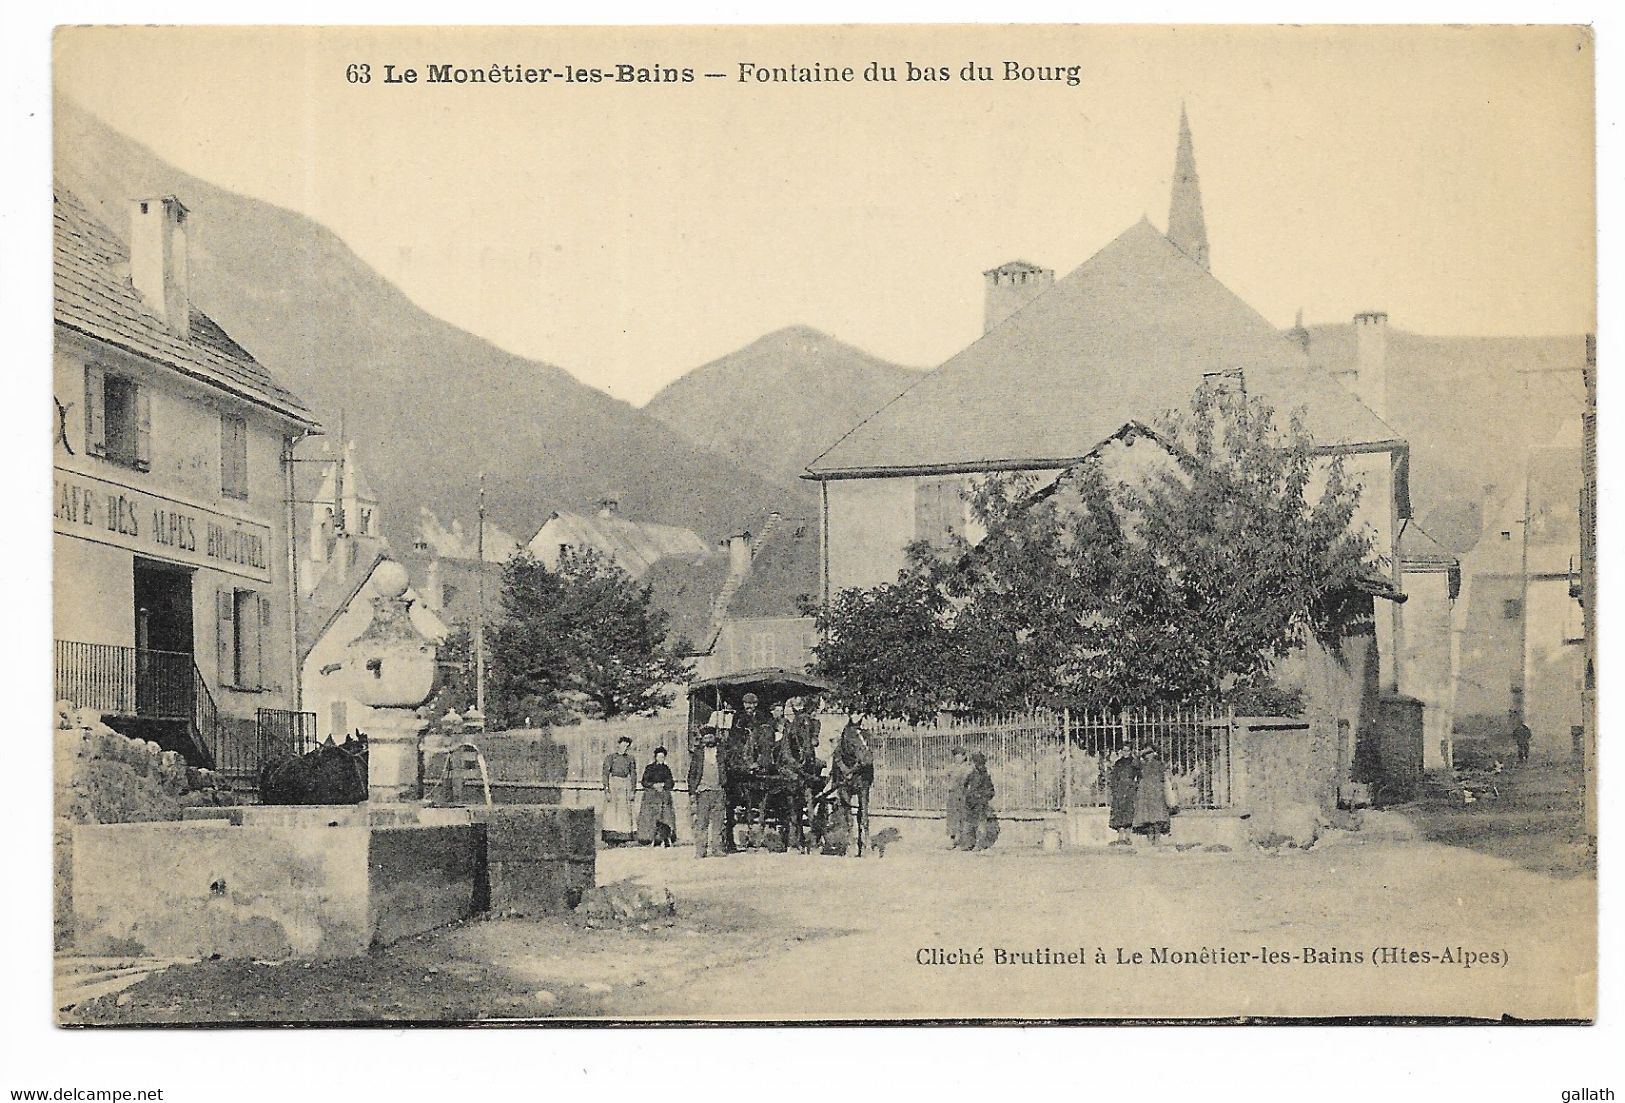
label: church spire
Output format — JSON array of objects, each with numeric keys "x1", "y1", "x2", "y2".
[{"x1": 1168, "y1": 104, "x2": 1210, "y2": 271}]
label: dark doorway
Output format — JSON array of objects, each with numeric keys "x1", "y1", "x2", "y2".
[
  {"x1": 133, "y1": 559, "x2": 195, "y2": 723},
  {"x1": 134, "y1": 558, "x2": 194, "y2": 655}
]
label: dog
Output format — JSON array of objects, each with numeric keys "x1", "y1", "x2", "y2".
[{"x1": 869, "y1": 826, "x2": 902, "y2": 857}]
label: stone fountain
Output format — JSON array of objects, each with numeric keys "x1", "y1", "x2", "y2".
[
  {"x1": 68, "y1": 559, "x2": 596, "y2": 961},
  {"x1": 346, "y1": 559, "x2": 436, "y2": 806}
]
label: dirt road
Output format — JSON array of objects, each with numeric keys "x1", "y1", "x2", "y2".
[{"x1": 68, "y1": 807, "x2": 1594, "y2": 1024}]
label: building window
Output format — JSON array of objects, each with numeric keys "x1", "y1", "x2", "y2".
[
  {"x1": 220, "y1": 413, "x2": 248, "y2": 499},
  {"x1": 915, "y1": 475, "x2": 967, "y2": 551},
  {"x1": 84, "y1": 364, "x2": 151, "y2": 471},
  {"x1": 217, "y1": 587, "x2": 271, "y2": 690},
  {"x1": 751, "y1": 632, "x2": 777, "y2": 668},
  {"x1": 330, "y1": 699, "x2": 348, "y2": 741},
  {"x1": 1503, "y1": 598, "x2": 1523, "y2": 620}
]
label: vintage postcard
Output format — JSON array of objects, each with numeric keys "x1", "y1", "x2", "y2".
[{"x1": 48, "y1": 23, "x2": 1596, "y2": 1026}]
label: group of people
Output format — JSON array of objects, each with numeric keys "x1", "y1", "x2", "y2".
[
  {"x1": 691, "y1": 692, "x2": 826, "y2": 856},
  {"x1": 606, "y1": 694, "x2": 875, "y2": 858},
  {"x1": 599, "y1": 736, "x2": 679, "y2": 847},
  {"x1": 609, "y1": 721, "x2": 1184, "y2": 855},
  {"x1": 1106, "y1": 745, "x2": 1175, "y2": 845}
]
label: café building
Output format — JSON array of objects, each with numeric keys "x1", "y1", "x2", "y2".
[{"x1": 53, "y1": 184, "x2": 321, "y2": 776}]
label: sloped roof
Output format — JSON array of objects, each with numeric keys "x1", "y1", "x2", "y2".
[
  {"x1": 53, "y1": 183, "x2": 318, "y2": 428},
  {"x1": 1399, "y1": 523, "x2": 1459, "y2": 567},
  {"x1": 531, "y1": 511, "x2": 709, "y2": 578},
  {"x1": 299, "y1": 552, "x2": 450, "y2": 662},
  {"x1": 643, "y1": 552, "x2": 732, "y2": 651},
  {"x1": 299, "y1": 549, "x2": 388, "y2": 659},
  {"x1": 727, "y1": 515, "x2": 819, "y2": 619},
  {"x1": 806, "y1": 219, "x2": 1401, "y2": 477}
]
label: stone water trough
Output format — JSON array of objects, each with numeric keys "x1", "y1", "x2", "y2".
[
  {"x1": 71, "y1": 560, "x2": 597, "y2": 961},
  {"x1": 71, "y1": 804, "x2": 596, "y2": 961}
]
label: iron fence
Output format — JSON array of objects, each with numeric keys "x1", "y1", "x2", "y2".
[
  {"x1": 55, "y1": 639, "x2": 312, "y2": 785},
  {"x1": 55, "y1": 640, "x2": 192, "y2": 722},
  {"x1": 457, "y1": 706, "x2": 1235, "y2": 814},
  {"x1": 868, "y1": 705, "x2": 1234, "y2": 814},
  {"x1": 256, "y1": 707, "x2": 320, "y2": 761}
]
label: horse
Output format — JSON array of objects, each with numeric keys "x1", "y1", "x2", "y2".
[
  {"x1": 825, "y1": 725, "x2": 875, "y2": 856},
  {"x1": 259, "y1": 733, "x2": 368, "y2": 806}
]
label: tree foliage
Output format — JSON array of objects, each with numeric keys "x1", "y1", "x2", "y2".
[
  {"x1": 811, "y1": 390, "x2": 1380, "y2": 720},
  {"x1": 487, "y1": 547, "x2": 691, "y2": 724}
]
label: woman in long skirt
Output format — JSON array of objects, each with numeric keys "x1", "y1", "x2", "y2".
[
  {"x1": 637, "y1": 746, "x2": 678, "y2": 846},
  {"x1": 601, "y1": 736, "x2": 638, "y2": 845},
  {"x1": 1107, "y1": 749, "x2": 1140, "y2": 846},
  {"x1": 1132, "y1": 746, "x2": 1171, "y2": 844}
]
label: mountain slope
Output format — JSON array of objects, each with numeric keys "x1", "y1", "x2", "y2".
[
  {"x1": 644, "y1": 326, "x2": 923, "y2": 487},
  {"x1": 1302, "y1": 325, "x2": 1587, "y2": 553},
  {"x1": 53, "y1": 98, "x2": 804, "y2": 548}
]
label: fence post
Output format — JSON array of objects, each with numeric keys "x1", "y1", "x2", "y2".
[
  {"x1": 1061, "y1": 709, "x2": 1072, "y2": 812},
  {"x1": 917, "y1": 726, "x2": 926, "y2": 812}
]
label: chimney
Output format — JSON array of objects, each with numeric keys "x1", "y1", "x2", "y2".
[
  {"x1": 597, "y1": 493, "x2": 621, "y2": 518},
  {"x1": 129, "y1": 196, "x2": 191, "y2": 336},
  {"x1": 726, "y1": 532, "x2": 752, "y2": 578},
  {"x1": 983, "y1": 260, "x2": 1054, "y2": 334},
  {"x1": 1287, "y1": 308, "x2": 1311, "y2": 355},
  {"x1": 1352, "y1": 311, "x2": 1389, "y2": 418}
]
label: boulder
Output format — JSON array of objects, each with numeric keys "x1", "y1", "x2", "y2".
[{"x1": 577, "y1": 880, "x2": 676, "y2": 923}]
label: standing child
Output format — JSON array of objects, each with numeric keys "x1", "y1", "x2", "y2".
[{"x1": 961, "y1": 752, "x2": 996, "y2": 851}]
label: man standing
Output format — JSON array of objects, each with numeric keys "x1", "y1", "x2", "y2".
[
  {"x1": 688, "y1": 726, "x2": 729, "y2": 858},
  {"x1": 1511, "y1": 713, "x2": 1534, "y2": 765},
  {"x1": 737, "y1": 693, "x2": 769, "y2": 770}
]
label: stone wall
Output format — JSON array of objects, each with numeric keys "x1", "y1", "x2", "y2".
[
  {"x1": 1232, "y1": 715, "x2": 1341, "y2": 844},
  {"x1": 70, "y1": 805, "x2": 595, "y2": 960},
  {"x1": 53, "y1": 704, "x2": 233, "y2": 948}
]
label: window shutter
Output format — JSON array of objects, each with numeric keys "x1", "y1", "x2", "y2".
[
  {"x1": 221, "y1": 415, "x2": 248, "y2": 498},
  {"x1": 134, "y1": 386, "x2": 153, "y2": 471},
  {"x1": 83, "y1": 364, "x2": 106, "y2": 456},
  {"x1": 217, "y1": 589, "x2": 236, "y2": 686},
  {"x1": 257, "y1": 595, "x2": 272, "y2": 690},
  {"x1": 331, "y1": 700, "x2": 348, "y2": 741},
  {"x1": 220, "y1": 415, "x2": 231, "y2": 496}
]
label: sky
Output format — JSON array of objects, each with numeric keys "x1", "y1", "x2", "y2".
[{"x1": 54, "y1": 24, "x2": 1596, "y2": 404}]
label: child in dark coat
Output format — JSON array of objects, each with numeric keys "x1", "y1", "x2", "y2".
[{"x1": 960, "y1": 752, "x2": 996, "y2": 851}]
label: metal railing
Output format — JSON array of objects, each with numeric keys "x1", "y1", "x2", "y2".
[
  {"x1": 867, "y1": 705, "x2": 1234, "y2": 813},
  {"x1": 55, "y1": 640, "x2": 313, "y2": 785},
  {"x1": 55, "y1": 639, "x2": 194, "y2": 722},
  {"x1": 256, "y1": 706, "x2": 319, "y2": 761}
]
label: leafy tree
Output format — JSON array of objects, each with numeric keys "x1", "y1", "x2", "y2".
[
  {"x1": 812, "y1": 390, "x2": 1379, "y2": 719},
  {"x1": 488, "y1": 547, "x2": 691, "y2": 723}
]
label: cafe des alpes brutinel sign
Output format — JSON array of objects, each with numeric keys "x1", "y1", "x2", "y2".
[{"x1": 53, "y1": 464, "x2": 274, "y2": 584}]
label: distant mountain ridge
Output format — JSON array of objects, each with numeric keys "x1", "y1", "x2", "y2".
[
  {"x1": 643, "y1": 326, "x2": 924, "y2": 488},
  {"x1": 54, "y1": 98, "x2": 802, "y2": 549}
]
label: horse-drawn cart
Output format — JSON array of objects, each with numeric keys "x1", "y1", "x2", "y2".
[{"x1": 687, "y1": 668, "x2": 871, "y2": 855}]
